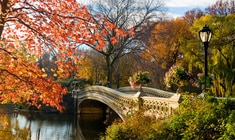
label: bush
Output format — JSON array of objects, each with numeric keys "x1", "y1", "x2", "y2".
[
  {"x1": 101, "y1": 95, "x2": 235, "y2": 139},
  {"x1": 101, "y1": 111, "x2": 161, "y2": 140}
]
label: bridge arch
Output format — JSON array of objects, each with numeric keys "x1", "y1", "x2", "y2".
[
  {"x1": 72, "y1": 86, "x2": 181, "y2": 120},
  {"x1": 73, "y1": 87, "x2": 133, "y2": 120},
  {"x1": 76, "y1": 95, "x2": 125, "y2": 120},
  {"x1": 78, "y1": 99, "x2": 107, "y2": 114}
]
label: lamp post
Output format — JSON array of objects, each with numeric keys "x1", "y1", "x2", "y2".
[{"x1": 198, "y1": 25, "x2": 212, "y2": 92}]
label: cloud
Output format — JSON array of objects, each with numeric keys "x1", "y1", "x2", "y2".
[
  {"x1": 76, "y1": 0, "x2": 219, "y2": 18},
  {"x1": 166, "y1": 0, "x2": 219, "y2": 18},
  {"x1": 165, "y1": 0, "x2": 218, "y2": 8},
  {"x1": 167, "y1": 7, "x2": 192, "y2": 18},
  {"x1": 77, "y1": 0, "x2": 218, "y2": 8},
  {"x1": 77, "y1": 0, "x2": 92, "y2": 5}
]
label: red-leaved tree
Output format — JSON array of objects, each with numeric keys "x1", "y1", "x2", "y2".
[{"x1": 0, "y1": 0, "x2": 125, "y2": 111}]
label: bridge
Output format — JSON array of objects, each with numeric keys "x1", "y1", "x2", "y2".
[{"x1": 72, "y1": 85, "x2": 181, "y2": 120}]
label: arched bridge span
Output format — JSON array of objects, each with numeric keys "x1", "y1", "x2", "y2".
[{"x1": 72, "y1": 86, "x2": 181, "y2": 120}]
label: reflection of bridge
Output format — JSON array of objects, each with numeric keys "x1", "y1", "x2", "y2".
[{"x1": 72, "y1": 86, "x2": 181, "y2": 120}]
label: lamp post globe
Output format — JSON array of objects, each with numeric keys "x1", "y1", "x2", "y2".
[{"x1": 198, "y1": 25, "x2": 212, "y2": 93}]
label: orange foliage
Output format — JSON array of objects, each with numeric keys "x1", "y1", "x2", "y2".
[
  {"x1": 0, "y1": 0, "x2": 126, "y2": 111},
  {"x1": 143, "y1": 18, "x2": 192, "y2": 68}
]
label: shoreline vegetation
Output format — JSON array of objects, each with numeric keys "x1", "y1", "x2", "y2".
[{"x1": 100, "y1": 95, "x2": 235, "y2": 139}]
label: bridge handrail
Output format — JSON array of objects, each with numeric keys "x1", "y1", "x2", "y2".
[
  {"x1": 144, "y1": 93, "x2": 180, "y2": 115},
  {"x1": 75, "y1": 86, "x2": 135, "y2": 100},
  {"x1": 72, "y1": 86, "x2": 181, "y2": 119},
  {"x1": 118, "y1": 86, "x2": 175, "y2": 98}
]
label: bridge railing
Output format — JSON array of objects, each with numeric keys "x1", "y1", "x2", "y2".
[
  {"x1": 72, "y1": 86, "x2": 181, "y2": 119},
  {"x1": 142, "y1": 94, "x2": 181, "y2": 118},
  {"x1": 118, "y1": 86, "x2": 175, "y2": 98}
]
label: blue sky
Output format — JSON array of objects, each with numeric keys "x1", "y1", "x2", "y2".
[{"x1": 78, "y1": 0, "x2": 219, "y2": 18}]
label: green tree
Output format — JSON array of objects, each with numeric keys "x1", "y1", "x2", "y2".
[{"x1": 187, "y1": 14, "x2": 235, "y2": 97}]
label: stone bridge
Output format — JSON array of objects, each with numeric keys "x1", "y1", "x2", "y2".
[{"x1": 72, "y1": 86, "x2": 181, "y2": 120}]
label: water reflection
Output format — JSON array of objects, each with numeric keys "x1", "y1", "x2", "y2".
[
  {"x1": 0, "y1": 113, "x2": 30, "y2": 140},
  {"x1": 78, "y1": 114, "x2": 106, "y2": 139},
  {"x1": 0, "y1": 112, "x2": 108, "y2": 140}
]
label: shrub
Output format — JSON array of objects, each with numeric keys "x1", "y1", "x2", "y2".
[
  {"x1": 101, "y1": 95, "x2": 235, "y2": 139},
  {"x1": 101, "y1": 111, "x2": 160, "y2": 140}
]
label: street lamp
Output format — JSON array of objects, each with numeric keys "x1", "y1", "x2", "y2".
[{"x1": 198, "y1": 25, "x2": 212, "y2": 92}]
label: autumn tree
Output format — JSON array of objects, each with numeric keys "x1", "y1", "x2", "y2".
[
  {"x1": 0, "y1": 1, "x2": 124, "y2": 111},
  {"x1": 76, "y1": 49, "x2": 107, "y2": 85},
  {"x1": 206, "y1": 0, "x2": 235, "y2": 15},
  {"x1": 37, "y1": 53, "x2": 58, "y2": 80},
  {"x1": 83, "y1": 0, "x2": 165, "y2": 86},
  {"x1": 77, "y1": 49, "x2": 136, "y2": 88},
  {"x1": 142, "y1": 18, "x2": 193, "y2": 88},
  {"x1": 183, "y1": 8, "x2": 204, "y2": 25}
]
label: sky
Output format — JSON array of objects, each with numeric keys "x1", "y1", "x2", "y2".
[
  {"x1": 77, "y1": 0, "x2": 219, "y2": 18},
  {"x1": 166, "y1": 0, "x2": 218, "y2": 18}
]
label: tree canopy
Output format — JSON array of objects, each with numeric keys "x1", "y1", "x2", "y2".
[{"x1": 0, "y1": 0, "x2": 125, "y2": 111}]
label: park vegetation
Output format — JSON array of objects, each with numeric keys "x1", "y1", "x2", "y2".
[
  {"x1": 0, "y1": 0, "x2": 233, "y2": 139},
  {"x1": 100, "y1": 0, "x2": 235, "y2": 139},
  {"x1": 101, "y1": 95, "x2": 235, "y2": 140},
  {"x1": 81, "y1": 0, "x2": 235, "y2": 97}
]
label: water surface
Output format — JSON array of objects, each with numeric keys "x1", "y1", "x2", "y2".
[{"x1": 0, "y1": 112, "x2": 108, "y2": 140}]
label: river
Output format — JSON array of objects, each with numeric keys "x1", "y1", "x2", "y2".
[{"x1": 0, "y1": 107, "x2": 117, "y2": 140}]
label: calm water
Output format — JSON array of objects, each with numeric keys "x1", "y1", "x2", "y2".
[{"x1": 0, "y1": 112, "x2": 110, "y2": 140}]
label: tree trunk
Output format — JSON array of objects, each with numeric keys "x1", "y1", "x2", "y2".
[
  {"x1": 0, "y1": 0, "x2": 9, "y2": 38},
  {"x1": 116, "y1": 73, "x2": 120, "y2": 89},
  {"x1": 106, "y1": 56, "x2": 112, "y2": 87}
]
